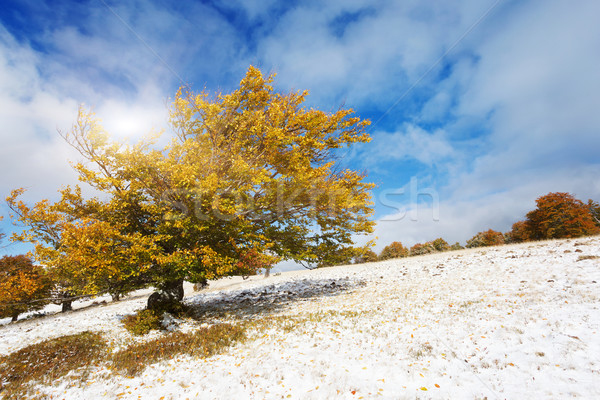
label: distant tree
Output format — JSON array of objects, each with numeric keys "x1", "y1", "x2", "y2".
[
  {"x1": 354, "y1": 249, "x2": 378, "y2": 264},
  {"x1": 379, "y1": 241, "x2": 409, "y2": 260},
  {"x1": 450, "y1": 242, "x2": 464, "y2": 251},
  {"x1": 505, "y1": 220, "x2": 532, "y2": 243},
  {"x1": 466, "y1": 229, "x2": 505, "y2": 248},
  {"x1": 409, "y1": 242, "x2": 437, "y2": 256},
  {"x1": 588, "y1": 199, "x2": 600, "y2": 228},
  {"x1": 430, "y1": 238, "x2": 450, "y2": 252},
  {"x1": 525, "y1": 192, "x2": 600, "y2": 240},
  {"x1": 0, "y1": 255, "x2": 52, "y2": 322}
]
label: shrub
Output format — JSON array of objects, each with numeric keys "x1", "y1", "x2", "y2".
[
  {"x1": 122, "y1": 309, "x2": 162, "y2": 336},
  {"x1": 0, "y1": 331, "x2": 106, "y2": 398},
  {"x1": 378, "y1": 242, "x2": 409, "y2": 260},
  {"x1": 466, "y1": 229, "x2": 505, "y2": 248}
]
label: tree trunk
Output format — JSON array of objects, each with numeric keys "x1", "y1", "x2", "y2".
[
  {"x1": 147, "y1": 279, "x2": 185, "y2": 313},
  {"x1": 167, "y1": 279, "x2": 185, "y2": 301},
  {"x1": 193, "y1": 278, "x2": 208, "y2": 291},
  {"x1": 111, "y1": 293, "x2": 121, "y2": 302},
  {"x1": 62, "y1": 299, "x2": 73, "y2": 312},
  {"x1": 11, "y1": 313, "x2": 19, "y2": 322}
]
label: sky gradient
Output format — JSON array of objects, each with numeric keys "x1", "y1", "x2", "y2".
[{"x1": 1, "y1": 0, "x2": 599, "y2": 263}]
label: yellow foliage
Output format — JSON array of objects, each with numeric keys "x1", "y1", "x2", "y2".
[
  {"x1": 7, "y1": 66, "x2": 375, "y2": 297},
  {"x1": 0, "y1": 255, "x2": 52, "y2": 320}
]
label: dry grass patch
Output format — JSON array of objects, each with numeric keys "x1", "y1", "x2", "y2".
[
  {"x1": 576, "y1": 255, "x2": 599, "y2": 261},
  {"x1": 0, "y1": 331, "x2": 107, "y2": 399},
  {"x1": 110, "y1": 323, "x2": 246, "y2": 376}
]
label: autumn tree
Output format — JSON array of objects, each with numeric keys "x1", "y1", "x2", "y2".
[
  {"x1": 450, "y1": 242, "x2": 464, "y2": 251},
  {"x1": 354, "y1": 248, "x2": 378, "y2": 264},
  {"x1": 8, "y1": 66, "x2": 375, "y2": 311},
  {"x1": 465, "y1": 229, "x2": 505, "y2": 248},
  {"x1": 0, "y1": 255, "x2": 52, "y2": 322},
  {"x1": 378, "y1": 241, "x2": 409, "y2": 260},
  {"x1": 525, "y1": 192, "x2": 599, "y2": 240},
  {"x1": 430, "y1": 238, "x2": 450, "y2": 252},
  {"x1": 505, "y1": 220, "x2": 532, "y2": 243},
  {"x1": 7, "y1": 188, "x2": 160, "y2": 310},
  {"x1": 588, "y1": 200, "x2": 600, "y2": 228},
  {"x1": 408, "y1": 239, "x2": 450, "y2": 256},
  {"x1": 39, "y1": 218, "x2": 160, "y2": 302},
  {"x1": 409, "y1": 242, "x2": 436, "y2": 256}
]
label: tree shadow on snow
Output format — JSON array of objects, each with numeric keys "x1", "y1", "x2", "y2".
[{"x1": 184, "y1": 277, "x2": 366, "y2": 322}]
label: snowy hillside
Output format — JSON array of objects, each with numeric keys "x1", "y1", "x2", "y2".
[{"x1": 2, "y1": 237, "x2": 600, "y2": 399}]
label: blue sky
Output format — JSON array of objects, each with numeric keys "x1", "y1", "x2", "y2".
[{"x1": 1, "y1": 0, "x2": 599, "y2": 261}]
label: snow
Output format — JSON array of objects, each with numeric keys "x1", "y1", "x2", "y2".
[{"x1": 1, "y1": 237, "x2": 600, "y2": 399}]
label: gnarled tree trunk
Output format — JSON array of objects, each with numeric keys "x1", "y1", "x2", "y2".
[
  {"x1": 61, "y1": 299, "x2": 73, "y2": 312},
  {"x1": 147, "y1": 279, "x2": 185, "y2": 313}
]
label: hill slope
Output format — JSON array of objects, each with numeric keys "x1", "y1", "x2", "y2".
[{"x1": 2, "y1": 237, "x2": 600, "y2": 399}]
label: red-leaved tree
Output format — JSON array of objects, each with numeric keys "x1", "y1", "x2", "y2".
[
  {"x1": 526, "y1": 192, "x2": 600, "y2": 240},
  {"x1": 505, "y1": 220, "x2": 532, "y2": 243}
]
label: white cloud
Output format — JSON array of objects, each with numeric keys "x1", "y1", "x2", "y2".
[
  {"x1": 370, "y1": 164, "x2": 600, "y2": 251},
  {"x1": 0, "y1": 28, "x2": 172, "y2": 203},
  {"x1": 0, "y1": 31, "x2": 78, "y2": 199},
  {"x1": 445, "y1": 0, "x2": 600, "y2": 193},
  {"x1": 364, "y1": 0, "x2": 600, "y2": 249},
  {"x1": 256, "y1": 1, "x2": 495, "y2": 107}
]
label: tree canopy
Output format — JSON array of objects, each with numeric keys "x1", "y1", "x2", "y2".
[
  {"x1": 525, "y1": 192, "x2": 599, "y2": 240},
  {"x1": 7, "y1": 67, "x2": 375, "y2": 307},
  {"x1": 0, "y1": 255, "x2": 52, "y2": 321},
  {"x1": 379, "y1": 241, "x2": 409, "y2": 260},
  {"x1": 505, "y1": 220, "x2": 531, "y2": 243},
  {"x1": 409, "y1": 242, "x2": 437, "y2": 256},
  {"x1": 466, "y1": 229, "x2": 505, "y2": 248}
]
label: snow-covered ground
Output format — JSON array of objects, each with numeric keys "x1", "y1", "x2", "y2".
[{"x1": 2, "y1": 237, "x2": 600, "y2": 399}]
